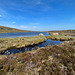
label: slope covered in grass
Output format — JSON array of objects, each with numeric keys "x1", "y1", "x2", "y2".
[{"x1": 0, "y1": 26, "x2": 31, "y2": 33}]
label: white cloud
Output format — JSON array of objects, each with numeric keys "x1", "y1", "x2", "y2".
[
  {"x1": 12, "y1": 22, "x2": 16, "y2": 24},
  {"x1": 0, "y1": 15, "x2": 2, "y2": 17},
  {"x1": 20, "y1": 26, "x2": 28, "y2": 28},
  {"x1": 20, "y1": 25, "x2": 38, "y2": 29},
  {"x1": 32, "y1": 26, "x2": 37, "y2": 28}
]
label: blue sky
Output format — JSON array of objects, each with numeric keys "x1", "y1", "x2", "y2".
[{"x1": 0, "y1": 0, "x2": 75, "y2": 31}]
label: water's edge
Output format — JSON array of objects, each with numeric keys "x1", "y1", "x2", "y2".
[
  {"x1": 0, "y1": 32, "x2": 64, "y2": 55},
  {"x1": 0, "y1": 39, "x2": 63, "y2": 55}
]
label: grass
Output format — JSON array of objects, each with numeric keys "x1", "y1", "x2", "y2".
[
  {"x1": 0, "y1": 33, "x2": 75, "y2": 53},
  {"x1": 46, "y1": 35, "x2": 75, "y2": 41},
  {"x1": 0, "y1": 28, "x2": 75, "y2": 74},
  {"x1": 0, "y1": 55, "x2": 7, "y2": 59},
  {"x1": 0, "y1": 26, "x2": 31, "y2": 33},
  {"x1": 48, "y1": 30, "x2": 75, "y2": 36},
  {"x1": 0, "y1": 35, "x2": 47, "y2": 52},
  {"x1": 0, "y1": 40, "x2": 75, "y2": 75}
]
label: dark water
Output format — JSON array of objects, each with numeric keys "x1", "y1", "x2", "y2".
[
  {"x1": 5, "y1": 39, "x2": 63, "y2": 55},
  {"x1": 0, "y1": 32, "x2": 50, "y2": 38},
  {"x1": 0, "y1": 32, "x2": 63, "y2": 55}
]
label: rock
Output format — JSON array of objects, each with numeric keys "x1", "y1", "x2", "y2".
[
  {"x1": 39, "y1": 33, "x2": 44, "y2": 36},
  {"x1": 52, "y1": 33, "x2": 59, "y2": 35}
]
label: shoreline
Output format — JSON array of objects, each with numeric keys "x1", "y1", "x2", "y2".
[
  {"x1": 0, "y1": 34, "x2": 75, "y2": 55},
  {"x1": 0, "y1": 40, "x2": 75, "y2": 75},
  {"x1": 0, "y1": 35, "x2": 47, "y2": 54}
]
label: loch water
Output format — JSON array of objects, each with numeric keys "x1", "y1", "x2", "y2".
[
  {"x1": 5, "y1": 39, "x2": 63, "y2": 55},
  {"x1": 0, "y1": 32, "x2": 63, "y2": 55},
  {"x1": 0, "y1": 32, "x2": 50, "y2": 38}
]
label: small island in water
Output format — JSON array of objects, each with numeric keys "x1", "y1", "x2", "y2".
[{"x1": 0, "y1": 26, "x2": 75, "y2": 75}]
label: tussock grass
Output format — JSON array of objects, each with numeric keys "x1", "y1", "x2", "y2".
[
  {"x1": 0, "y1": 40, "x2": 75, "y2": 75},
  {"x1": 48, "y1": 30, "x2": 75, "y2": 36},
  {"x1": 0, "y1": 36, "x2": 47, "y2": 52},
  {"x1": 46, "y1": 35, "x2": 75, "y2": 41}
]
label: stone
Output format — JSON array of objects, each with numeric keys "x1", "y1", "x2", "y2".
[
  {"x1": 52, "y1": 33, "x2": 59, "y2": 35},
  {"x1": 39, "y1": 33, "x2": 44, "y2": 36}
]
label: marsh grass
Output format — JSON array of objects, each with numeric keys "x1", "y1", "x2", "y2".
[
  {"x1": 49, "y1": 30, "x2": 75, "y2": 36},
  {"x1": 46, "y1": 35, "x2": 75, "y2": 41},
  {"x1": 0, "y1": 40, "x2": 75, "y2": 75},
  {"x1": 0, "y1": 36, "x2": 47, "y2": 52}
]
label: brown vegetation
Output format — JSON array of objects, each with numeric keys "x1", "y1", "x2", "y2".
[
  {"x1": 0, "y1": 40, "x2": 75, "y2": 75},
  {"x1": 0, "y1": 26, "x2": 31, "y2": 33},
  {"x1": 46, "y1": 35, "x2": 75, "y2": 41},
  {"x1": 0, "y1": 36, "x2": 47, "y2": 52},
  {"x1": 48, "y1": 30, "x2": 75, "y2": 36}
]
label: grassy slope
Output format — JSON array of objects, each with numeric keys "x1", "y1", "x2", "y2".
[
  {"x1": 0, "y1": 26, "x2": 31, "y2": 33},
  {"x1": 0, "y1": 41, "x2": 75, "y2": 75}
]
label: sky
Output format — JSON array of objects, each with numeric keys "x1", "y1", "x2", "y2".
[{"x1": 0, "y1": 0, "x2": 75, "y2": 31}]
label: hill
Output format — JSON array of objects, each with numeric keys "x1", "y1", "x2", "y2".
[
  {"x1": 0, "y1": 26, "x2": 31, "y2": 33},
  {"x1": 48, "y1": 30, "x2": 75, "y2": 36}
]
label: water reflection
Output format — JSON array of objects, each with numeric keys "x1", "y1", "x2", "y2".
[
  {"x1": 0, "y1": 32, "x2": 50, "y2": 38},
  {"x1": 5, "y1": 39, "x2": 63, "y2": 55}
]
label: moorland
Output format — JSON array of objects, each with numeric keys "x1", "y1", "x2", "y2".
[{"x1": 0, "y1": 26, "x2": 75, "y2": 75}]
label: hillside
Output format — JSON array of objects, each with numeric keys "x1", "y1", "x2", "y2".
[
  {"x1": 0, "y1": 26, "x2": 31, "y2": 33},
  {"x1": 48, "y1": 30, "x2": 75, "y2": 36}
]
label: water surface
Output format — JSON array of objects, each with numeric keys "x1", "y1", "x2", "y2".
[
  {"x1": 5, "y1": 39, "x2": 63, "y2": 55},
  {"x1": 0, "y1": 32, "x2": 63, "y2": 55},
  {"x1": 0, "y1": 32, "x2": 50, "y2": 38}
]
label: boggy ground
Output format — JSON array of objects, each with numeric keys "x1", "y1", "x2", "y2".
[
  {"x1": 48, "y1": 30, "x2": 75, "y2": 36},
  {"x1": 46, "y1": 35, "x2": 75, "y2": 41},
  {"x1": 0, "y1": 34, "x2": 74, "y2": 53},
  {"x1": 0, "y1": 35, "x2": 47, "y2": 53},
  {"x1": 0, "y1": 40, "x2": 75, "y2": 75}
]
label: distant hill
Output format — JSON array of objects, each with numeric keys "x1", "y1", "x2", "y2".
[
  {"x1": 0, "y1": 26, "x2": 31, "y2": 33},
  {"x1": 48, "y1": 30, "x2": 75, "y2": 36}
]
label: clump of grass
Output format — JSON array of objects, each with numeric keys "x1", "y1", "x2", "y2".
[
  {"x1": 0, "y1": 36, "x2": 47, "y2": 52},
  {"x1": 48, "y1": 30, "x2": 75, "y2": 36},
  {"x1": 0, "y1": 40, "x2": 75, "y2": 75},
  {"x1": 46, "y1": 35, "x2": 75, "y2": 41}
]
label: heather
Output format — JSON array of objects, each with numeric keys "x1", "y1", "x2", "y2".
[{"x1": 0, "y1": 40, "x2": 75, "y2": 75}]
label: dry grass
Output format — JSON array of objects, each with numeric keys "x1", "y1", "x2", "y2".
[
  {"x1": 49, "y1": 30, "x2": 75, "y2": 36},
  {"x1": 46, "y1": 35, "x2": 75, "y2": 41},
  {"x1": 0, "y1": 26, "x2": 31, "y2": 33},
  {"x1": 0, "y1": 40, "x2": 75, "y2": 75},
  {"x1": 0, "y1": 36, "x2": 47, "y2": 52}
]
